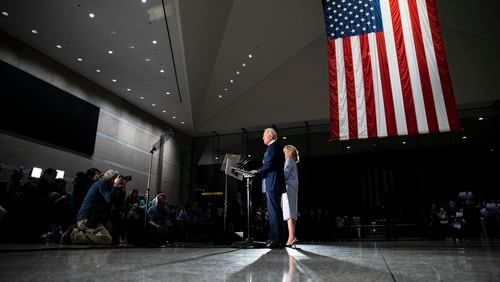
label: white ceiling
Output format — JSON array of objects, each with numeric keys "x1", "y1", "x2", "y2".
[
  {"x1": 0, "y1": 0, "x2": 499, "y2": 137},
  {"x1": 0, "y1": 0, "x2": 329, "y2": 137}
]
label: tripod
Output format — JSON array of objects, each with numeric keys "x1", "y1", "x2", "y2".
[{"x1": 144, "y1": 130, "x2": 174, "y2": 226}]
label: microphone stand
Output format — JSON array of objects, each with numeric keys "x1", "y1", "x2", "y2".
[
  {"x1": 143, "y1": 129, "x2": 173, "y2": 226},
  {"x1": 144, "y1": 146, "x2": 156, "y2": 227}
]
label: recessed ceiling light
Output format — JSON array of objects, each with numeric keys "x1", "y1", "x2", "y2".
[
  {"x1": 160, "y1": 69, "x2": 164, "y2": 73},
  {"x1": 248, "y1": 54, "x2": 253, "y2": 58},
  {"x1": 56, "y1": 44, "x2": 62, "y2": 49},
  {"x1": 112, "y1": 79, "x2": 117, "y2": 82},
  {"x1": 402, "y1": 141, "x2": 406, "y2": 145},
  {"x1": 145, "y1": 58, "x2": 150, "y2": 62},
  {"x1": 224, "y1": 88, "x2": 228, "y2": 91},
  {"x1": 126, "y1": 88, "x2": 131, "y2": 91},
  {"x1": 236, "y1": 71, "x2": 240, "y2": 75},
  {"x1": 283, "y1": 136, "x2": 287, "y2": 140},
  {"x1": 129, "y1": 45, "x2": 135, "y2": 49},
  {"x1": 346, "y1": 146, "x2": 351, "y2": 149},
  {"x1": 89, "y1": 13, "x2": 95, "y2": 18},
  {"x1": 165, "y1": 91, "x2": 170, "y2": 95},
  {"x1": 230, "y1": 79, "x2": 234, "y2": 83},
  {"x1": 31, "y1": 29, "x2": 38, "y2": 34},
  {"x1": 140, "y1": 96, "x2": 144, "y2": 99},
  {"x1": 242, "y1": 63, "x2": 246, "y2": 67},
  {"x1": 141, "y1": 0, "x2": 147, "y2": 3},
  {"x1": 152, "y1": 103, "x2": 156, "y2": 107},
  {"x1": 218, "y1": 95, "x2": 223, "y2": 99},
  {"x1": 152, "y1": 40, "x2": 157, "y2": 44},
  {"x1": 478, "y1": 117, "x2": 484, "y2": 121},
  {"x1": 172, "y1": 116, "x2": 176, "y2": 119},
  {"x1": 108, "y1": 50, "x2": 113, "y2": 54},
  {"x1": 162, "y1": 110, "x2": 166, "y2": 113},
  {"x1": 96, "y1": 69, "x2": 101, "y2": 73},
  {"x1": 77, "y1": 58, "x2": 83, "y2": 62},
  {"x1": 181, "y1": 121, "x2": 185, "y2": 124},
  {"x1": 462, "y1": 136, "x2": 467, "y2": 139},
  {"x1": 1, "y1": 11, "x2": 8, "y2": 17}
]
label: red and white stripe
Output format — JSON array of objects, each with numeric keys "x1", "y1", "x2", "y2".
[{"x1": 328, "y1": 0, "x2": 460, "y2": 140}]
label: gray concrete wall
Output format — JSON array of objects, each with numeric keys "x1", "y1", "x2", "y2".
[{"x1": 0, "y1": 33, "x2": 192, "y2": 206}]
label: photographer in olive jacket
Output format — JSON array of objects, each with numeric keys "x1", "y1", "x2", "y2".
[{"x1": 70, "y1": 169, "x2": 126, "y2": 245}]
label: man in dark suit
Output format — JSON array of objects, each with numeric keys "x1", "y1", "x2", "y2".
[{"x1": 252, "y1": 128, "x2": 286, "y2": 248}]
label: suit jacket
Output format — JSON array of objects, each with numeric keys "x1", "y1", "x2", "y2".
[{"x1": 257, "y1": 141, "x2": 286, "y2": 193}]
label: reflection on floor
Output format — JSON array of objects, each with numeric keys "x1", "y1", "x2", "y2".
[{"x1": 1, "y1": 241, "x2": 499, "y2": 281}]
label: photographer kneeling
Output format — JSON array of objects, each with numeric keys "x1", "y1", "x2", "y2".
[{"x1": 70, "y1": 170, "x2": 126, "y2": 245}]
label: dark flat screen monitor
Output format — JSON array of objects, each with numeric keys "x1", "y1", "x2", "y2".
[{"x1": 0, "y1": 60, "x2": 99, "y2": 156}]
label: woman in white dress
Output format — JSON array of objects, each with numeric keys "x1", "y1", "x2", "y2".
[{"x1": 282, "y1": 145, "x2": 299, "y2": 247}]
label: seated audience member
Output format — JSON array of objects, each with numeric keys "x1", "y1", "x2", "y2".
[
  {"x1": 71, "y1": 168, "x2": 101, "y2": 218},
  {"x1": 70, "y1": 170, "x2": 125, "y2": 245},
  {"x1": 126, "y1": 205, "x2": 146, "y2": 246},
  {"x1": 147, "y1": 193, "x2": 174, "y2": 245}
]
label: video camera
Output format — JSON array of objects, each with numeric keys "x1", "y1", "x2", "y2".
[{"x1": 121, "y1": 175, "x2": 132, "y2": 182}]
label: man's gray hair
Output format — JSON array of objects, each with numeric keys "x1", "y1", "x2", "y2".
[
  {"x1": 101, "y1": 169, "x2": 120, "y2": 181},
  {"x1": 265, "y1": 128, "x2": 278, "y2": 140}
]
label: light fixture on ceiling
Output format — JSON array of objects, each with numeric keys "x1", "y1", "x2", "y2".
[
  {"x1": 145, "y1": 58, "x2": 151, "y2": 62},
  {"x1": 346, "y1": 146, "x2": 351, "y2": 149},
  {"x1": 129, "y1": 45, "x2": 135, "y2": 49},
  {"x1": 283, "y1": 136, "x2": 287, "y2": 140},
  {"x1": 152, "y1": 103, "x2": 156, "y2": 107},
  {"x1": 56, "y1": 44, "x2": 62, "y2": 49},
  {"x1": 218, "y1": 95, "x2": 223, "y2": 99},
  {"x1": 96, "y1": 69, "x2": 101, "y2": 73},
  {"x1": 140, "y1": 96, "x2": 144, "y2": 99},
  {"x1": 462, "y1": 136, "x2": 467, "y2": 140},
  {"x1": 152, "y1": 40, "x2": 157, "y2": 44},
  {"x1": 402, "y1": 141, "x2": 406, "y2": 145},
  {"x1": 77, "y1": 58, "x2": 83, "y2": 62},
  {"x1": 160, "y1": 69, "x2": 164, "y2": 73},
  {"x1": 165, "y1": 91, "x2": 170, "y2": 95},
  {"x1": 242, "y1": 63, "x2": 246, "y2": 67},
  {"x1": 108, "y1": 50, "x2": 113, "y2": 54},
  {"x1": 236, "y1": 71, "x2": 240, "y2": 75},
  {"x1": 181, "y1": 121, "x2": 185, "y2": 124},
  {"x1": 172, "y1": 116, "x2": 176, "y2": 119},
  {"x1": 162, "y1": 110, "x2": 166, "y2": 113},
  {"x1": 224, "y1": 88, "x2": 228, "y2": 91},
  {"x1": 248, "y1": 54, "x2": 253, "y2": 58},
  {"x1": 230, "y1": 79, "x2": 234, "y2": 83},
  {"x1": 126, "y1": 88, "x2": 131, "y2": 92},
  {"x1": 1, "y1": 11, "x2": 8, "y2": 16},
  {"x1": 89, "y1": 12, "x2": 95, "y2": 18},
  {"x1": 112, "y1": 79, "x2": 117, "y2": 82},
  {"x1": 31, "y1": 29, "x2": 38, "y2": 34},
  {"x1": 478, "y1": 117, "x2": 484, "y2": 121},
  {"x1": 109, "y1": 29, "x2": 117, "y2": 35},
  {"x1": 141, "y1": 0, "x2": 147, "y2": 3}
]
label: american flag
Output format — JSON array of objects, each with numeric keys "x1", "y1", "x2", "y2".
[{"x1": 323, "y1": 0, "x2": 460, "y2": 140}]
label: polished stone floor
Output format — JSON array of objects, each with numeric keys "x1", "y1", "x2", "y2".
[{"x1": 1, "y1": 241, "x2": 499, "y2": 281}]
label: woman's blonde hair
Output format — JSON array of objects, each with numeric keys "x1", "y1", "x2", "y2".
[{"x1": 284, "y1": 145, "x2": 300, "y2": 163}]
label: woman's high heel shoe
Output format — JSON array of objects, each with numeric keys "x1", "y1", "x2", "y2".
[{"x1": 285, "y1": 238, "x2": 298, "y2": 248}]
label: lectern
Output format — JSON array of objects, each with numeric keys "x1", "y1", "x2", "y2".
[{"x1": 230, "y1": 167, "x2": 267, "y2": 248}]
